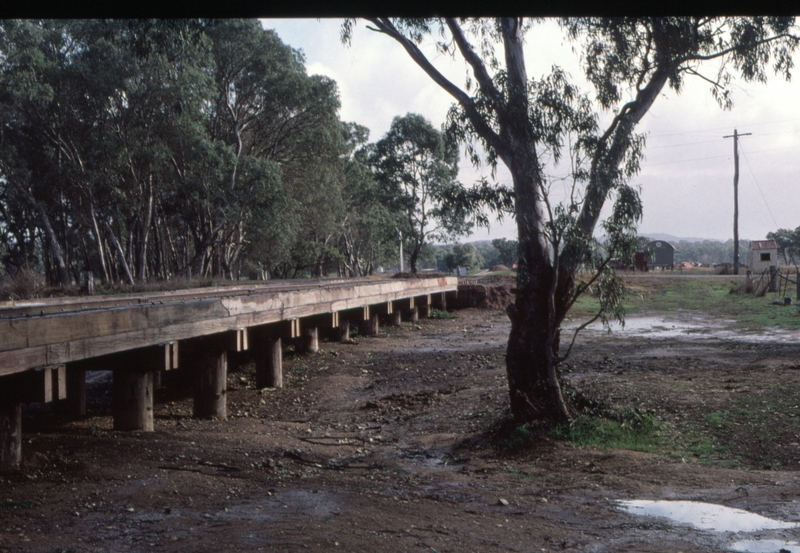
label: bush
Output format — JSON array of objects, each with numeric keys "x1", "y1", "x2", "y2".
[
  {"x1": 0, "y1": 266, "x2": 49, "y2": 300},
  {"x1": 429, "y1": 308, "x2": 457, "y2": 319}
]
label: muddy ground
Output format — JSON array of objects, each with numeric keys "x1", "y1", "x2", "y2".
[{"x1": 4, "y1": 278, "x2": 800, "y2": 552}]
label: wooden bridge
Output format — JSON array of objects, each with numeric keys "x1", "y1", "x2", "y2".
[{"x1": 0, "y1": 276, "x2": 458, "y2": 467}]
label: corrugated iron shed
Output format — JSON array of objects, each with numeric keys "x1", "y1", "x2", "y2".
[{"x1": 750, "y1": 239, "x2": 778, "y2": 250}]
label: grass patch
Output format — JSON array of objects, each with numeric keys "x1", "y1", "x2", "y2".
[
  {"x1": 553, "y1": 407, "x2": 664, "y2": 453},
  {"x1": 704, "y1": 411, "x2": 728, "y2": 429},
  {"x1": 502, "y1": 465, "x2": 539, "y2": 480},
  {"x1": 571, "y1": 275, "x2": 800, "y2": 331},
  {"x1": 671, "y1": 385, "x2": 800, "y2": 469},
  {"x1": 429, "y1": 308, "x2": 457, "y2": 319}
]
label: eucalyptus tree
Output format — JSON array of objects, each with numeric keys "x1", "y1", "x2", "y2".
[
  {"x1": 0, "y1": 19, "x2": 213, "y2": 285},
  {"x1": 203, "y1": 19, "x2": 345, "y2": 279},
  {"x1": 491, "y1": 238, "x2": 519, "y2": 267},
  {"x1": 0, "y1": 19, "x2": 353, "y2": 286},
  {"x1": 370, "y1": 113, "x2": 477, "y2": 273},
  {"x1": 343, "y1": 17, "x2": 799, "y2": 423},
  {"x1": 767, "y1": 228, "x2": 800, "y2": 266},
  {"x1": 0, "y1": 20, "x2": 116, "y2": 286},
  {"x1": 338, "y1": 122, "x2": 398, "y2": 277}
]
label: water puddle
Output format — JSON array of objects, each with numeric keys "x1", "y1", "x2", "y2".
[
  {"x1": 617, "y1": 500, "x2": 800, "y2": 532},
  {"x1": 618, "y1": 500, "x2": 800, "y2": 553},
  {"x1": 731, "y1": 540, "x2": 800, "y2": 553},
  {"x1": 571, "y1": 315, "x2": 800, "y2": 343}
]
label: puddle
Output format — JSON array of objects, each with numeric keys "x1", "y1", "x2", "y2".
[
  {"x1": 731, "y1": 540, "x2": 800, "y2": 553},
  {"x1": 571, "y1": 315, "x2": 800, "y2": 343},
  {"x1": 617, "y1": 500, "x2": 800, "y2": 532},
  {"x1": 216, "y1": 490, "x2": 342, "y2": 522},
  {"x1": 618, "y1": 500, "x2": 800, "y2": 552}
]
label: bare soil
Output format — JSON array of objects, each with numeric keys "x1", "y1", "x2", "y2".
[{"x1": 4, "y1": 286, "x2": 800, "y2": 552}]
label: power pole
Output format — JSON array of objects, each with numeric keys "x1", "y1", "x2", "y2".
[{"x1": 723, "y1": 129, "x2": 752, "y2": 275}]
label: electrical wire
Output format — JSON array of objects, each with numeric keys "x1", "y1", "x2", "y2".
[
  {"x1": 646, "y1": 128, "x2": 800, "y2": 151},
  {"x1": 644, "y1": 117, "x2": 800, "y2": 139},
  {"x1": 644, "y1": 143, "x2": 797, "y2": 168},
  {"x1": 738, "y1": 142, "x2": 780, "y2": 229}
]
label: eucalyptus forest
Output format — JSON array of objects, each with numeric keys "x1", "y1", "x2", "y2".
[{"x1": 0, "y1": 19, "x2": 484, "y2": 291}]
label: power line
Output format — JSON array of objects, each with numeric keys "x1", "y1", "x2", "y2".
[
  {"x1": 643, "y1": 144, "x2": 797, "y2": 168},
  {"x1": 646, "y1": 128, "x2": 800, "y2": 151},
  {"x1": 738, "y1": 142, "x2": 780, "y2": 229},
  {"x1": 644, "y1": 117, "x2": 800, "y2": 139}
]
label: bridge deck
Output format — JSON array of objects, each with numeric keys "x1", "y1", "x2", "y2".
[{"x1": 0, "y1": 276, "x2": 457, "y2": 377}]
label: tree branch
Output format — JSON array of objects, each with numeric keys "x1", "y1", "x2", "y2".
[
  {"x1": 365, "y1": 18, "x2": 512, "y2": 165},
  {"x1": 679, "y1": 33, "x2": 799, "y2": 63},
  {"x1": 445, "y1": 18, "x2": 504, "y2": 107}
]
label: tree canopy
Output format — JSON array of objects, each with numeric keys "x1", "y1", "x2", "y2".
[{"x1": 369, "y1": 113, "x2": 475, "y2": 273}]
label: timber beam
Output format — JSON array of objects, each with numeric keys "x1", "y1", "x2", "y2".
[
  {"x1": 0, "y1": 276, "x2": 458, "y2": 378},
  {"x1": 16, "y1": 365, "x2": 66, "y2": 404},
  {"x1": 381, "y1": 301, "x2": 402, "y2": 327},
  {"x1": 298, "y1": 313, "x2": 338, "y2": 353}
]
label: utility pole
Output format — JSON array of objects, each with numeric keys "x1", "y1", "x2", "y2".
[{"x1": 723, "y1": 129, "x2": 752, "y2": 275}]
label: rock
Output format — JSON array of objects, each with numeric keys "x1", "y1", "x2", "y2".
[{"x1": 497, "y1": 498, "x2": 509, "y2": 506}]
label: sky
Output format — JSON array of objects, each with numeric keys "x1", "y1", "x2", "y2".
[{"x1": 261, "y1": 18, "x2": 800, "y2": 244}]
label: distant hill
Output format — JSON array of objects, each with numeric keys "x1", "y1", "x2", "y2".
[{"x1": 644, "y1": 233, "x2": 718, "y2": 243}]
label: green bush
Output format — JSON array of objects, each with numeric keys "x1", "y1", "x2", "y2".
[{"x1": 429, "y1": 308, "x2": 457, "y2": 319}]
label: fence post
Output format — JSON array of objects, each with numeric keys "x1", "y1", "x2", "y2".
[{"x1": 769, "y1": 266, "x2": 778, "y2": 292}]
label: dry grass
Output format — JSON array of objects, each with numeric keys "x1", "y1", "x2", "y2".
[{"x1": 0, "y1": 266, "x2": 60, "y2": 300}]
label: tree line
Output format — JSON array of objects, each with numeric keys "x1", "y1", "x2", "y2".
[{"x1": 0, "y1": 19, "x2": 487, "y2": 290}]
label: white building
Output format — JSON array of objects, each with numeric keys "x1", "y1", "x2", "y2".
[{"x1": 749, "y1": 239, "x2": 779, "y2": 274}]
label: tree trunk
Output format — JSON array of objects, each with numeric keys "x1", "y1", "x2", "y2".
[
  {"x1": 135, "y1": 180, "x2": 154, "y2": 283},
  {"x1": 104, "y1": 221, "x2": 135, "y2": 286},
  {"x1": 409, "y1": 243, "x2": 420, "y2": 274},
  {"x1": 89, "y1": 202, "x2": 110, "y2": 283},
  {"x1": 501, "y1": 18, "x2": 569, "y2": 423},
  {"x1": 40, "y1": 207, "x2": 71, "y2": 287},
  {"x1": 505, "y1": 159, "x2": 570, "y2": 423}
]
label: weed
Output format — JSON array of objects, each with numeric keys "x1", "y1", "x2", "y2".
[
  {"x1": 553, "y1": 407, "x2": 664, "y2": 453},
  {"x1": 89, "y1": 424, "x2": 104, "y2": 437},
  {"x1": 429, "y1": 309, "x2": 457, "y2": 320},
  {"x1": 704, "y1": 411, "x2": 728, "y2": 429},
  {"x1": 502, "y1": 465, "x2": 538, "y2": 480},
  {"x1": 237, "y1": 361, "x2": 256, "y2": 374}
]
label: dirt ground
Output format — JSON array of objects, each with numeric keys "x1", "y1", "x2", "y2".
[{"x1": 4, "y1": 279, "x2": 800, "y2": 552}]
